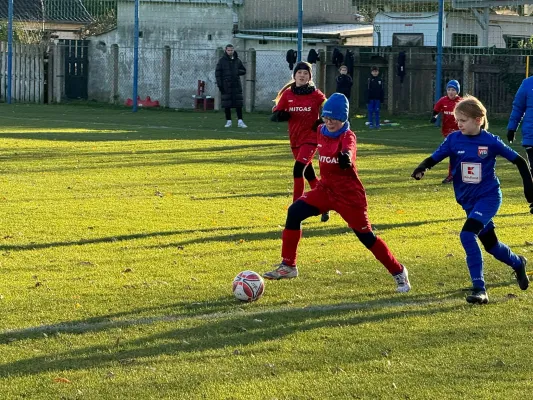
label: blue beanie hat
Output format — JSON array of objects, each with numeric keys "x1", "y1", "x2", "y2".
[
  {"x1": 446, "y1": 80, "x2": 460, "y2": 93},
  {"x1": 321, "y1": 93, "x2": 349, "y2": 122}
]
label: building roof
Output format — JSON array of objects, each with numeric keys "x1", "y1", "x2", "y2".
[
  {"x1": 239, "y1": 24, "x2": 373, "y2": 39},
  {"x1": 0, "y1": 0, "x2": 93, "y2": 23}
]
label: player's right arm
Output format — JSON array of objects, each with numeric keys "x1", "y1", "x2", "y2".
[
  {"x1": 431, "y1": 98, "x2": 443, "y2": 123},
  {"x1": 411, "y1": 136, "x2": 450, "y2": 179}
]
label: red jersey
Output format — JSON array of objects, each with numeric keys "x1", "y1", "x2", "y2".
[
  {"x1": 316, "y1": 126, "x2": 367, "y2": 206},
  {"x1": 434, "y1": 95, "x2": 462, "y2": 136},
  {"x1": 274, "y1": 88, "x2": 326, "y2": 148}
]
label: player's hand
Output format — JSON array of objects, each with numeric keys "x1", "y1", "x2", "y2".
[
  {"x1": 270, "y1": 110, "x2": 291, "y2": 122},
  {"x1": 411, "y1": 167, "x2": 426, "y2": 180},
  {"x1": 430, "y1": 116, "x2": 437, "y2": 124},
  {"x1": 311, "y1": 118, "x2": 323, "y2": 131},
  {"x1": 338, "y1": 152, "x2": 352, "y2": 169},
  {"x1": 507, "y1": 129, "x2": 516, "y2": 144}
]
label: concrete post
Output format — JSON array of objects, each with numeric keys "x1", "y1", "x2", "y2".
[
  {"x1": 162, "y1": 46, "x2": 171, "y2": 108},
  {"x1": 317, "y1": 49, "x2": 326, "y2": 93},
  {"x1": 110, "y1": 44, "x2": 119, "y2": 104},
  {"x1": 245, "y1": 48, "x2": 256, "y2": 113},
  {"x1": 387, "y1": 52, "x2": 394, "y2": 114},
  {"x1": 53, "y1": 43, "x2": 64, "y2": 103},
  {"x1": 47, "y1": 44, "x2": 54, "y2": 104},
  {"x1": 463, "y1": 54, "x2": 473, "y2": 95},
  {"x1": 214, "y1": 47, "x2": 224, "y2": 111}
]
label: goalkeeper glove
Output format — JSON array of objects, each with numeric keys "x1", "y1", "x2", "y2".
[
  {"x1": 507, "y1": 129, "x2": 516, "y2": 144},
  {"x1": 311, "y1": 118, "x2": 323, "y2": 131},
  {"x1": 411, "y1": 167, "x2": 426, "y2": 180},
  {"x1": 430, "y1": 116, "x2": 437, "y2": 124}
]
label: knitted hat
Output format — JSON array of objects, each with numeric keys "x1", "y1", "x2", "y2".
[
  {"x1": 321, "y1": 93, "x2": 349, "y2": 122},
  {"x1": 446, "y1": 80, "x2": 460, "y2": 93},
  {"x1": 293, "y1": 61, "x2": 312, "y2": 79}
]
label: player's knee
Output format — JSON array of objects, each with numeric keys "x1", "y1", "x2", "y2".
[
  {"x1": 353, "y1": 229, "x2": 377, "y2": 249},
  {"x1": 304, "y1": 164, "x2": 316, "y2": 181},
  {"x1": 286, "y1": 200, "x2": 318, "y2": 230},
  {"x1": 479, "y1": 229, "x2": 498, "y2": 252},
  {"x1": 459, "y1": 230, "x2": 478, "y2": 248},
  {"x1": 293, "y1": 161, "x2": 306, "y2": 178},
  {"x1": 462, "y1": 218, "x2": 484, "y2": 235}
]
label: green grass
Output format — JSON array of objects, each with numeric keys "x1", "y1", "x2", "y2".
[{"x1": 0, "y1": 104, "x2": 532, "y2": 399}]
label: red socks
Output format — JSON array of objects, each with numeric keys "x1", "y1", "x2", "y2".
[
  {"x1": 369, "y1": 237, "x2": 403, "y2": 275},
  {"x1": 293, "y1": 178, "x2": 305, "y2": 202},
  {"x1": 281, "y1": 229, "x2": 302, "y2": 266}
]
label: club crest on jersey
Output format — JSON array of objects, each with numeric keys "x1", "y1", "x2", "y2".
[{"x1": 478, "y1": 146, "x2": 488, "y2": 159}]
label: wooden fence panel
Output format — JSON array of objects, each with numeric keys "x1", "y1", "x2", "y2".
[{"x1": 0, "y1": 42, "x2": 45, "y2": 104}]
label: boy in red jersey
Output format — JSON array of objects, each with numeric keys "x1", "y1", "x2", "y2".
[
  {"x1": 263, "y1": 93, "x2": 411, "y2": 293},
  {"x1": 431, "y1": 80, "x2": 462, "y2": 183},
  {"x1": 271, "y1": 61, "x2": 328, "y2": 221}
]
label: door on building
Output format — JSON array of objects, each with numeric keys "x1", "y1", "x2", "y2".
[{"x1": 62, "y1": 40, "x2": 89, "y2": 100}]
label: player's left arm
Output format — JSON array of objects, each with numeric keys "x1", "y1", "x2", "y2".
[
  {"x1": 338, "y1": 132, "x2": 356, "y2": 169},
  {"x1": 497, "y1": 137, "x2": 533, "y2": 211}
]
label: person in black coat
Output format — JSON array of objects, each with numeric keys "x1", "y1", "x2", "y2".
[
  {"x1": 215, "y1": 44, "x2": 247, "y2": 128},
  {"x1": 335, "y1": 65, "x2": 353, "y2": 101}
]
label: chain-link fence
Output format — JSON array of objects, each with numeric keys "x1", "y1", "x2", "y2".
[{"x1": 3, "y1": 0, "x2": 533, "y2": 115}]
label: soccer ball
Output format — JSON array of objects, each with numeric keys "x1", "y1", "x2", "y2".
[{"x1": 232, "y1": 270, "x2": 265, "y2": 302}]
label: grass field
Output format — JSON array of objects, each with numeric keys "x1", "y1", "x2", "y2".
[{"x1": 0, "y1": 104, "x2": 532, "y2": 399}]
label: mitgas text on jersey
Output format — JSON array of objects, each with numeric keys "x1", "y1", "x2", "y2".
[
  {"x1": 319, "y1": 155, "x2": 339, "y2": 164},
  {"x1": 288, "y1": 106, "x2": 312, "y2": 112}
]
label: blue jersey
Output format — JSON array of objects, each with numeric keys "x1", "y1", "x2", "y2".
[{"x1": 431, "y1": 130, "x2": 519, "y2": 207}]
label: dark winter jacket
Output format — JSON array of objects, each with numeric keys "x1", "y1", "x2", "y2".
[
  {"x1": 336, "y1": 75, "x2": 353, "y2": 99},
  {"x1": 307, "y1": 49, "x2": 320, "y2": 64},
  {"x1": 215, "y1": 53, "x2": 246, "y2": 108},
  {"x1": 366, "y1": 75, "x2": 384, "y2": 103},
  {"x1": 332, "y1": 48, "x2": 344, "y2": 68}
]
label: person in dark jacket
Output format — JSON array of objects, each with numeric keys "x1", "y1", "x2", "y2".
[
  {"x1": 215, "y1": 44, "x2": 247, "y2": 128},
  {"x1": 336, "y1": 65, "x2": 353, "y2": 101},
  {"x1": 366, "y1": 66, "x2": 384, "y2": 129}
]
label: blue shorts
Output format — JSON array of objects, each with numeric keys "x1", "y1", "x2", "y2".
[{"x1": 462, "y1": 194, "x2": 501, "y2": 234}]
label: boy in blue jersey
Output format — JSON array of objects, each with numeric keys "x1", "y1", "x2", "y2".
[{"x1": 411, "y1": 96, "x2": 533, "y2": 304}]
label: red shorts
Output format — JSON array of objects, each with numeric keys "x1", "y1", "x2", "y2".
[
  {"x1": 291, "y1": 144, "x2": 317, "y2": 165},
  {"x1": 300, "y1": 184, "x2": 371, "y2": 232}
]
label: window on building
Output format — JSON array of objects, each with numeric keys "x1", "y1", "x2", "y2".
[
  {"x1": 392, "y1": 33, "x2": 423, "y2": 46},
  {"x1": 451, "y1": 33, "x2": 478, "y2": 47},
  {"x1": 504, "y1": 35, "x2": 531, "y2": 49}
]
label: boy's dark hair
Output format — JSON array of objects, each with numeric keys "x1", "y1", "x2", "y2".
[{"x1": 371, "y1": 66, "x2": 379, "y2": 71}]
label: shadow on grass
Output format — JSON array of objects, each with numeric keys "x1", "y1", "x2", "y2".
[
  {"x1": 0, "y1": 289, "x2": 473, "y2": 377},
  {"x1": 0, "y1": 212, "x2": 525, "y2": 253}
]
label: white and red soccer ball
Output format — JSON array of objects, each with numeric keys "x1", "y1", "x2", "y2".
[{"x1": 232, "y1": 270, "x2": 265, "y2": 302}]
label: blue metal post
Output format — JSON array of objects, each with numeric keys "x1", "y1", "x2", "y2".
[
  {"x1": 297, "y1": 0, "x2": 303, "y2": 62},
  {"x1": 132, "y1": 0, "x2": 140, "y2": 112},
  {"x1": 7, "y1": 0, "x2": 13, "y2": 104},
  {"x1": 435, "y1": 0, "x2": 444, "y2": 105}
]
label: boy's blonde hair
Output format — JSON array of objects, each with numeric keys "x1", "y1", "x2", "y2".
[{"x1": 454, "y1": 95, "x2": 489, "y2": 130}]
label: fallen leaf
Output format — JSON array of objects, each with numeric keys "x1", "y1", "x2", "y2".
[
  {"x1": 507, "y1": 293, "x2": 518, "y2": 298},
  {"x1": 335, "y1": 269, "x2": 342, "y2": 275},
  {"x1": 445, "y1": 253, "x2": 454, "y2": 258},
  {"x1": 233, "y1": 349, "x2": 241, "y2": 355},
  {"x1": 53, "y1": 377, "x2": 71, "y2": 384},
  {"x1": 122, "y1": 268, "x2": 133, "y2": 273}
]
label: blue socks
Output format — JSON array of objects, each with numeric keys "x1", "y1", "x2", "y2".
[
  {"x1": 460, "y1": 231, "x2": 485, "y2": 290},
  {"x1": 486, "y1": 241, "x2": 523, "y2": 270}
]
